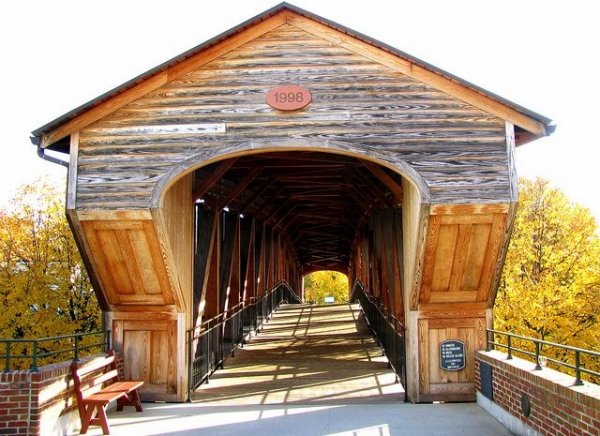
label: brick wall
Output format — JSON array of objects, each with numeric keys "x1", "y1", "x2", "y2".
[
  {"x1": 476, "y1": 350, "x2": 600, "y2": 436},
  {"x1": 0, "y1": 353, "x2": 117, "y2": 435}
]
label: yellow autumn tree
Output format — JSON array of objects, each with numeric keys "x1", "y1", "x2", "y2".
[
  {"x1": 0, "y1": 179, "x2": 101, "y2": 366},
  {"x1": 303, "y1": 270, "x2": 349, "y2": 304},
  {"x1": 495, "y1": 178, "x2": 600, "y2": 378}
]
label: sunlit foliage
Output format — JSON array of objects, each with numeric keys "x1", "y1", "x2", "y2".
[
  {"x1": 303, "y1": 270, "x2": 349, "y2": 304},
  {"x1": 0, "y1": 179, "x2": 101, "y2": 367},
  {"x1": 495, "y1": 178, "x2": 600, "y2": 380}
]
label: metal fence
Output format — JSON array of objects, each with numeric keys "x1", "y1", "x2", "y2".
[
  {"x1": 351, "y1": 281, "x2": 407, "y2": 401},
  {"x1": 1, "y1": 330, "x2": 111, "y2": 372},
  {"x1": 486, "y1": 329, "x2": 600, "y2": 385},
  {"x1": 187, "y1": 281, "x2": 301, "y2": 399}
]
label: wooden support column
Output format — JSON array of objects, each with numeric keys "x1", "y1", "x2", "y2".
[
  {"x1": 239, "y1": 216, "x2": 253, "y2": 303},
  {"x1": 201, "y1": 209, "x2": 220, "y2": 320},
  {"x1": 219, "y1": 211, "x2": 238, "y2": 314},
  {"x1": 193, "y1": 208, "x2": 215, "y2": 325},
  {"x1": 374, "y1": 213, "x2": 391, "y2": 310},
  {"x1": 391, "y1": 210, "x2": 404, "y2": 321},
  {"x1": 361, "y1": 229, "x2": 370, "y2": 288},
  {"x1": 225, "y1": 213, "x2": 242, "y2": 310},
  {"x1": 256, "y1": 223, "x2": 266, "y2": 297},
  {"x1": 368, "y1": 228, "x2": 380, "y2": 299}
]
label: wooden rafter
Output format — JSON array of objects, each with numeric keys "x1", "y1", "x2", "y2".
[
  {"x1": 361, "y1": 161, "x2": 403, "y2": 206},
  {"x1": 194, "y1": 159, "x2": 237, "y2": 200},
  {"x1": 217, "y1": 167, "x2": 262, "y2": 211}
]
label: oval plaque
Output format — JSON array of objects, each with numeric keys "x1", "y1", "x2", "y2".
[
  {"x1": 266, "y1": 85, "x2": 312, "y2": 111},
  {"x1": 440, "y1": 340, "x2": 466, "y2": 371}
]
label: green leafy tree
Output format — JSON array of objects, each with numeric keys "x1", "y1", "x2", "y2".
[
  {"x1": 304, "y1": 270, "x2": 349, "y2": 304},
  {"x1": 495, "y1": 178, "x2": 600, "y2": 379},
  {"x1": 0, "y1": 179, "x2": 101, "y2": 366}
]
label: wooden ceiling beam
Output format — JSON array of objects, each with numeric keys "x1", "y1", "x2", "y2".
[
  {"x1": 265, "y1": 201, "x2": 295, "y2": 227},
  {"x1": 217, "y1": 166, "x2": 262, "y2": 211},
  {"x1": 361, "y1": 161, "x2": 403, "y2": 207},
  {"x1": 194, "y1": 159, "x2": 237, "y2": 200},
  {"x1": 351, "y1": 168, "x2": 391, "y2": 206},
  {"x1": 254, "y1": 186, "x2": 287, "y2": 220}
]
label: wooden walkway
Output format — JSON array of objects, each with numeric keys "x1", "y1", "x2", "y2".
[{"x1": 192, "y1": 303, "x2": 405, "y2": 405}]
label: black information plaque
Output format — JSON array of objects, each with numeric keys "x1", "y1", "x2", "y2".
[{"x1": 440, "y1": 340, "x2": 466, "y2": 371}]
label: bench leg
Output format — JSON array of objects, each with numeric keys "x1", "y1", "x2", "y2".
[
  {"x1": 79, "y1": 404, "x2": 111, "y2": 435},
  {"x1": 131, "y1": 389, "x2": 143, "y2": 412},
  {"x1": 116, "y1": 389, "x2": 143, "y2": 412},
  {"x1": 96, "y1": 405, "x2": 111, "y2": 435},
  {"x1": 80, "y1": 404, "x2": 95, "y2": 434}
]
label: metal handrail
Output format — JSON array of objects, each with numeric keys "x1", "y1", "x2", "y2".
[
  {"x1": 351, "y1": 280, "x2": 407, "y2": 401},
  {"x1": 1, "y1": 330, "x2": 111, "y2": 372},
  {"x1": 486, "y1": 329, "x2": 600, "y2": 385},
  {"x1": 353, "y1": 281, "x2": 405, "y2": 333},
  {"x1": 187, "y1": 281, "x2": 301, "y2": 400}
]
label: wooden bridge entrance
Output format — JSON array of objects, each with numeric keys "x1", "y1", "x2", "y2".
[{"x1": 31, "y1": 3, "x2": 552, "y2": 403}]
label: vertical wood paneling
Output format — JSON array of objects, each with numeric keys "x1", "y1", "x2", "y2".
[
  {"x1": 420, "y1": 208, "x2": 509, "y2": 305},
  {"x1": 67, "y1": 132, "x2": 79, "y2": 210},
  {"x1": 97, "y1": 228, "x2": 134, "y2": 294},
  {"x1": 418, "y1": 319, "x2": 429, "y2": 393},
  {"x1": 127, "y1": 229, "x2": 162, "y2": 294},
  {"x1": 161, "y1": 173, "x2": 194, "y2": 317},
  {"x1": 402, "y1": 180, "x2": 428, "y2": 312},
  {"x1": 462, "y1": 224, "x2": 491, "y2": 291},
  {"x1": 430, "y1": 224, "x2": 457, "y2": 292},
  {"x1": 418, "y1": 316, "x2": 485, "y2": 400}
]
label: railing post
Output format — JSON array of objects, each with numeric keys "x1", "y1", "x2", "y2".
[
  {"x1": 534, "y1": 342, "x2": 542, "y2": 370},
  {"x1": 574, "y1": 350, "x2": 584, "y2": 386},
  {"x1": 74, "y1": 335, "x2": 80, "y2": 362},
  {"x1": 506, "y1": 335, "x2": 513, "y2": 360},
  {"x1": 485, "y1": 330, "x2": 491, "y2": 352},
  {"x1": 3, "y1": 342, "x2": 10, "y2": 373},
  {"x1": 31, "y1": 341, "x2": 38, "y2": 372}
]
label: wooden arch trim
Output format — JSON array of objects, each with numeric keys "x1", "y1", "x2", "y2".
[{"x1": 150, "y1": 138, "x2": 431, "y2": 210}]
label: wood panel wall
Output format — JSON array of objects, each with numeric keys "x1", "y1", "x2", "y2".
[
  {"x1": 80, "y1": 215, "x2": 175, "y2": 307},
  {"x1": 418, "y1": 316, "x2": 486, "y2": 401},
  {"x1": 420, "y1": 205, "x2": 508, "y2": 305},
  {"x1": 159, "y1": 173, "x2": 194, "y2": 325},
  {"x1": 75, "y1": 23, "x2": 509, "y2": 211}
]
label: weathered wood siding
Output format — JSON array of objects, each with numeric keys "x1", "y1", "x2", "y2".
[{"x1": 75, "y1": 24, "x2": 508, "y2": 210}]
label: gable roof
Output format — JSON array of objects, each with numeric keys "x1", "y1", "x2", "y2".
[{"x1": 31, "y1": 2, "x2": 553, "y2": 153}]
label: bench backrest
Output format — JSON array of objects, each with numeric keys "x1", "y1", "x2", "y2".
[{"x1": 70, "y1": 351, "x2": 120, "y2": 411}]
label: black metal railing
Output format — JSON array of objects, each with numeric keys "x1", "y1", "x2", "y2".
[
  {"x1": 486, "y1": 329, "x2": 600, "y2": 385},
  {"x1": 187, "y1": 281, "x2": 301, "y2": 399},
  {"x1": 351, "y1": 281, "x2": 407, "y2": 401},
  {"x1": 1, "y1": 330, "x2": 111, "y2": 372}
]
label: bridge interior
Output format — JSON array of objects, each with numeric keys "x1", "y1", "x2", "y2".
[
  {"x1": 190, "y1": 151, "x2": 406, "y2": 324},
  {"x1": 193, "y1": 151, "x2": 403, "y2": 273},
  {"x1": 193, "y1": 303, "x2": 405, "y2": 404}
]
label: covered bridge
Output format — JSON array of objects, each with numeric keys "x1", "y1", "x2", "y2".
[{"x1": 31, "y1": 3, "x2": 552, "y2": 403}]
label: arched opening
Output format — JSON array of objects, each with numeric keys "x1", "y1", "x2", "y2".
[
  {"x1": 182, "y1": 151, "x2": 408, "y2": 323},
  {"x1": 303, "y1": 270, "x2": 349, "y2": 305},
  {"x1": 157, "y1": 147, "x2": 426, "y2": 401}
]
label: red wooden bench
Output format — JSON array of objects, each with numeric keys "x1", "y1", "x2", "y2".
[{"x1": 70, "y1": 350, "x2": 144, "y2": 435}]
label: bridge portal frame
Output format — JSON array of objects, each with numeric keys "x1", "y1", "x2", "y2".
[{"x1": 31, "y1": 3, "x2": 551, "y2": 402}]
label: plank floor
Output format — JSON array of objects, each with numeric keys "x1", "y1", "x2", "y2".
[{"x1": 192, "y1": 303, "x2": 405, "y2": 405}]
